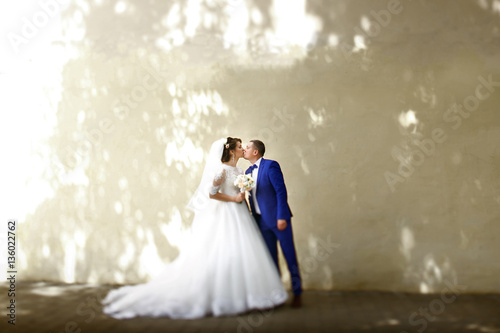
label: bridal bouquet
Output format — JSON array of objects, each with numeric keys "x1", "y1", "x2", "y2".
[{"x1": 234, "y1": 174, "x2": 256, "y2": 192}]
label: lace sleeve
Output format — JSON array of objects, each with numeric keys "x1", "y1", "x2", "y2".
[{"x1": 209, "y1": 166, "x2": 226, "y2": 195}]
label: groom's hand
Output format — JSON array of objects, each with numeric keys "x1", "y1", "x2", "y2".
[{"x1": 277, "y1": 219, "x2": 287, "y2": 231}]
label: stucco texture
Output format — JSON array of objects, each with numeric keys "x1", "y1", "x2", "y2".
[{"x1": 9, "y1": 0, "x2": 500, "y2": 293}]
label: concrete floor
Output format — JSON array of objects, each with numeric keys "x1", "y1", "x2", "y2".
[{"x1": 1, "y1": 281, "x2": 499, "y2": 333}]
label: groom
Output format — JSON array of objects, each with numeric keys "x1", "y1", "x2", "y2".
[{"x1": 243, "y1": 140, "x2": 302, "y2": 307}]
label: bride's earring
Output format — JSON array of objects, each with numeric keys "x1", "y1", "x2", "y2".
[{"x1": 232, "y1": 153, "x2": 235, "y2": 162}]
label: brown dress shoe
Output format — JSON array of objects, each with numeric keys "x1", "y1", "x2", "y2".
[{"x1": 291, "y1": 294, "x2": 302, "y2": 308}]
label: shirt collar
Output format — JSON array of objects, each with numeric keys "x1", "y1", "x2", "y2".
[{"x1": 254, "y1": 157, "x2": 263, "y2": 168}]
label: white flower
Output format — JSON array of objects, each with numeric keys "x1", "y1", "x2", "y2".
[{"x1": 234, "y1": 174, "x2": 256, "y2": 192}]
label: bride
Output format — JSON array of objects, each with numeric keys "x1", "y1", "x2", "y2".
[{"x1": 102, "y1": 137, "x2": 288, "y2": 319}]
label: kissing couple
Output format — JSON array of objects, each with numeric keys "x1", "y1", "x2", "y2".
[{"x1": 103, "y1": 137, "x2": 302, "y2": 319}]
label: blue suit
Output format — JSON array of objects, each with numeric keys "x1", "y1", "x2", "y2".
[{"x1": 246, "y1": 158, "x2": 302, "y2": 296}]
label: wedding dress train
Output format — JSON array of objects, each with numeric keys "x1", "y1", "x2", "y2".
[{"x1": 102, "y1": 163, "x2": 288, "y2": 319}]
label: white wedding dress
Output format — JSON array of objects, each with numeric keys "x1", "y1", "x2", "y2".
[{"x1": 102, "y1": 161, "x2": 288, "y2": 319}]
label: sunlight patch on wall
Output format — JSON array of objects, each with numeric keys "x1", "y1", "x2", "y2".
[
  {"x1": 360, "y1": 15, "x2": 371, "y2": 32},
  {"x1": 165, "y1": 3, "x2": 182, "y2": 28},
  {"x1": 189, "y1": 89, "x2": 229, "y2": 116},
  {"x1": 114, "y1": 1, "x2": 127, "y2": 14},
  {"x1": 493, "y1": 0, "x2": 500, "y2": 14},
  {"x1": 155, "y1": 0, "x2": 321, "y2": 66},
  {"x1": 185, "y1": 0, "x2": 204, "y2": 36},
  {"x1": 420, "y1": 282, "x2": 429, "y2": 293},
  {"x1": 400, "y1": 226, "x2": 415, "y2": 261},
  {"x1": 43, "y1": 244, "x2": 51, "y2": 258},
  {"x1": 424, "y1": 255, "x2": 442, "y2": 283},
  {"x1": 75, "y1": 230, "x2": 86, "y2": 248},
  {"x1": 308, "y1": 107, "x2": 326, "y2": 127},
  {"x1": 160, "y1": 208, "x2": 191, "y2": 249},
  {"x1": 353, "y1": 35, "x2": 367, "y2": 51},
  {"x1": 118, "y1": 242, "x2": 136, "y2": 269},
  {"x1": 0, "y1": 2, "x2": 70, "y2": 224},
  {"x1": 250, "y1": 7, "x2": 263, "y2": 25},
  {"x1": 223, "y1": 0, "x2": 249, "y2": 49},
  {"x1": 328, "y1": 34, "x2": 339, "y2": 47},
  {"x1": 0, "y1": 68, "x2": 58, "y2": 219},
  {"x1": 139, "y1": 229, "x2": 166, "y2": 277},
  {"x1": 64, "y1": 240, "x2": 76, "y2": 283},
  {"x1": 114, "y1": 201, "x2": 123, "y2": 215},
  {"x1": 419, "y1": 254, "x2": 456, "y2": 294},
  {"x1": 398, "y1": 109, "x2": 418, "y2": 129},
  {"x1": 271, "y1": 0, "x2": 321, "y2": 51},
  {"x1": 477, "y1": 0, "x2": 489, "y2": 10},
  {"x1": 172, "y1": 98, "x2": 182, "y2": 115},
  {"x1": 165, "y1": 137, "x2": 204, "y2": 171},
  {"x1": 114, "y1": 272, "x2": 125, "y2": 284}
]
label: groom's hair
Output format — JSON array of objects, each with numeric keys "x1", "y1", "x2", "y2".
[{"x1": 250, "y1": 140, "x2": 265, "y2": 157}]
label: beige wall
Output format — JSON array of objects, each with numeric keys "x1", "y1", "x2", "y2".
[{"x1": 15, "y1": 0, "x2": 500, "y2": 293}]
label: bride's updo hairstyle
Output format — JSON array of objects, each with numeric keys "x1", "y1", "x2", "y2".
[{"x1": 221, "y1": 137, "x2": 241, "y2": 162}]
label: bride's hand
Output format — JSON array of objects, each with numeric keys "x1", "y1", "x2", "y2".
[{"x1": 234, "y1": 192, "x2": 245, "y2": 203}]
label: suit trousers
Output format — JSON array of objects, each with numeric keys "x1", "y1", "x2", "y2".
[{"x1": 253, "y1": 214, "x2": 302, "y2": 296}]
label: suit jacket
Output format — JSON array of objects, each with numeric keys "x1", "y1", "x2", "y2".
[{"x1": 246, "y1": 158, "x2": 292, "y2": 229}]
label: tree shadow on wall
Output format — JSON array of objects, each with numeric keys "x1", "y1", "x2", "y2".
[{"x1": 20, "y1": 0, "x2": 500, "y2": 292}]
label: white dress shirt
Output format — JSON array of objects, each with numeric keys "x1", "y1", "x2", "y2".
[{"x1": 251, "y1": 157, "x2": 262, "y2": 215}]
